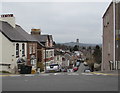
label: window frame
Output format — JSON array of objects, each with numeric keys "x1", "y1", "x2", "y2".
[
  {"x1": 22, "y1": 43, "x2": 25, "y2": 57},
  {"x1": 16, "y1": 43, "x2": 19, "y2": 58}
]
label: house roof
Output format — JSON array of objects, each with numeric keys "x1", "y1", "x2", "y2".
[
  {"x1": 102, "y1": 2, "x2": 113, "y2": 18},
  {"x1": 32, "y1": 34, "x2": 53, "y2": 43},
  {"x1": 0, "y1": 21, "x2": 44, "y2": 46},
  {"x1": 15, "y1": 25, "x2": 44, "y2": 46},
  {"x1": 0, "y1": 21, "x2": 27, "y2": 42},
  {"x1": 15, "y1": 25, "x2": 38, "y2": 42}
]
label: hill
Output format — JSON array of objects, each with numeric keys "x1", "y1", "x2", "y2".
[{"x1": 59, "y1": 42, "x2": 102, "y2": 47}]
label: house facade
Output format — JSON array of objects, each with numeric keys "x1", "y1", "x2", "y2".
[
  {"x1": 0, "y1": 14, "x2": 44, "y2": 73},
  {"x1": 102, "y1": 2, "x2": 120, "y2": 71},
  {"x1": 0, "y1": 20, "x2": 28, "y2": 73},
  {"x1": 31, "y1": 29, "x2": 55, "y2": 67}
]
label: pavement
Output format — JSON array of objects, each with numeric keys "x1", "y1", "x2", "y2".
[{"x1": 0, "y1": 64, "x2": 119, "y2": 77}]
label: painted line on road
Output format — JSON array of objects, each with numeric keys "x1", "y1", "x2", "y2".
[
  {"x1": 67, "y1": 73, "x2": 79, "y2": 76},
  {"x1": 0, "y1": 74, "x2": 21, "y2": 77},
  {"x1": 90, "y1": 72, "x2": 119, "y2": 76},
  {"x1": 9, "y1": 75, "x2": 21, "y2": 77},
  {"x1": 81, "y1": 73, "x2": 94, "y2": 76},
  {"x1": 54, "y1": 73, "x2": 63, "y2": 75},
  {"x1": 39, "y1": 74, "x2": 50, "y2": 76},
  {"x1": 24, "y1": 74, "x2": 35, "y2": 77}
]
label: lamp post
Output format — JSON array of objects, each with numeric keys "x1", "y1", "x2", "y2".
[{"x1": 44, "y1": 47, "x2": 46, "y2": 72}]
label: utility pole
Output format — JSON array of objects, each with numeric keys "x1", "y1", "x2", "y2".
[{"x1": 45, "y1": 47, "x2": 46, "y2": 72}]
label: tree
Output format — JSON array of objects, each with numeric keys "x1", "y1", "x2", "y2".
[
  {"x1": 93, "y1": 45, "x2": 102, "y2": 64},
  {"x1": 73, "y1": 45, "x2": 79, "y2": 51},
  {"x1": 82, "y1": 47, "x2": 86, "y2": 50}
]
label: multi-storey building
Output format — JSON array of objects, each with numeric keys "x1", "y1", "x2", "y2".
[{"x1": 102, "y1": 1, "x2": 120, "y2": 71}]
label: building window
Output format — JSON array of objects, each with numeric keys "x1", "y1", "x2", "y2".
[
  {"x1": 57, "y1": 56, "x2": 59, "y2": 61},
  {"x1": 50, "y1": 51, "x2": 53, "y2": 57},
  {"x1": 33, "y1": 45, "x2": 36, "y2": 53},
  {"x1": 22, "y1": 43, "x2": 25, "y2": 56},
  {"x1": 16, "y1": 43, "x2": 19, "y2": 57},
  {"x1": 29, "y1": 46, "x2": 32, "y2": 54}
]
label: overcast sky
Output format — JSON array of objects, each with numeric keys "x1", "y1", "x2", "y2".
[{"x1": 1, "y1": 1, "x2": 111, "y2": 44}]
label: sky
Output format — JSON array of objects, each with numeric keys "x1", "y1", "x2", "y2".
[{"x1": 1, "y1": 1, "x2": 112, "y2": 44}]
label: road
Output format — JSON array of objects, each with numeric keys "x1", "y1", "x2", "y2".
[{"x1": 1, "y1": 64, "x2": 119, "y2": 91}]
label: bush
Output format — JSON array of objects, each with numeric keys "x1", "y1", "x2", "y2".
[{"x1": 0, "y1": 71, "x2": 10, "y2": 73}]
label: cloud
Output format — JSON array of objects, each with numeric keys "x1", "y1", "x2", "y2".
[{"x1": 2, "y1": 2, "x2": 110, "y2": 43}]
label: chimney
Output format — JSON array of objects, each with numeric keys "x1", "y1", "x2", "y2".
[
  {"x1": 0, "y1": 14, "x2": 16, "y2": 28},
  {"x1": 31, "y1": 29, "x2": 41, "y2": 35}
]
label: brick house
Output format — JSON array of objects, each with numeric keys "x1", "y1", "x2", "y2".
[
  {"x1": 31, "y1": 29, "x2": 55, "y2": 69},
  {"x1": 15, "y1": 25, "x2": 44, "y2": 72},
  {"x1": 102, "y1": 1, "x2": 120, "y2": 71}
]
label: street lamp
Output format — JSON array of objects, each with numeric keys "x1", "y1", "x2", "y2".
[{"x1": 44, "y1": 47, "x2": 46, "y2": 72}]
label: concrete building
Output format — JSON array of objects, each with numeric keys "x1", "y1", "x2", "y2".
[{"x1": 102, "y1": 1, "x2": 120, "y2": 71}]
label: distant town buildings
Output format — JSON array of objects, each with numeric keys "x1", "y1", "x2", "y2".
[{"x1": 102, "y1": 1, "x2": 120, "y2": 71}]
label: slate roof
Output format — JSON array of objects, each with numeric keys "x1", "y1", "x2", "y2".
[
  {"x1": 0, "y1": 21, "x2": 44, "y2": 46},
  {"x1": 15, "y1": 25, "x2": 38, "y2": 42},
  {"x1": 0, "y1": 21, "x2": 27, "y2": 42},
  {"x1": 32, "y1": 35, "x2": 53, "y2": 43}
]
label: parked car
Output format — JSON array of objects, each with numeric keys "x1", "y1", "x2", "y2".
[
  {"x1": 84, "y1": 69, "x2": 91, "y2": 73},
  {"x1": 73, "y1": 67, "x2": 79, "y2": 72},
  {"x1": 46, "y1": 64, "x2": 61, "y2": 73}
]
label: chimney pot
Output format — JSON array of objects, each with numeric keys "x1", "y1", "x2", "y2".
[
  {"x1": 0, "y1": 14, "x2": 15, "y2": 28},
  {"x1": 31, "y1": 29, "x2": 41, "y2": 35}
]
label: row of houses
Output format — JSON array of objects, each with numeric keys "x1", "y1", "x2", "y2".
[
  {"x1": 102, "y1": 1, "x2": 120, "y2": 71},
  {"x1": 0, "y1": 14, "x2": 54, "y2": 73}
]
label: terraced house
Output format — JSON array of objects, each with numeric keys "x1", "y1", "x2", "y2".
[
  {"x1": 102, "y1": 1, "x2": 120, "y2": 71},
  {"x1": 31, "y1": 29, "x2": 55, "y2": 67},
  {"x1": 0, "y1": 14, "x2": 44, "y2": 73}
]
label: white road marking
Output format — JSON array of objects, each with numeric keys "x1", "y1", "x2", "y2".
[
  {"x1": 39, "y1": 74, "x2": 50, "y2": 76},
  {"x1": 53, "y1": 73, "x2": 64, "y2": 75},
  {"x1": 81, "y1": 73, "x2": 94, "y2": 75},
  {"x1": 24, "y1": 74, "x2": 35, "y2": 77},
  {"x1": 67, "y1": 73, "x2": 79, "y2": 75},
  {"x1": 9, "y1": 75, "x2": 21, "y2": 77}
]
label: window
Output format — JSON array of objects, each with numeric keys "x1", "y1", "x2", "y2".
[
  {"x1": 57, "y1": 56, "x2": 59, "y2": 61},
  {"x1": 33, "y1": 45, "x2": 36, "y2": 53},
  {"x1": 29, "y1": 46, "x2": 32, "y2": 54},
  {"x1": 46, "y1": 51, "x2": 49, "y2": 58},
  {"x1": 22, "y1": 43, "x2": 25, "y2": 56},
  {"x1": 16, "y1": 43, "x2": 19, "y2": 57},
  {"x1": 50, "y1": 51, "x2": 53, "y2": 57}
]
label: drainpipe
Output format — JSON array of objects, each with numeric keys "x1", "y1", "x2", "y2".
[{"x1": 113, "y1": 1, "x2": 116, "y2": 70}]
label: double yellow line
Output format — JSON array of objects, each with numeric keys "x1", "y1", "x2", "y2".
[
  {"x1": 90, "y1": 72, "x2": 120, "y2": 76},
  {"x1": 0, "y1": 74, "x2": 19, "y2": 77}
]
